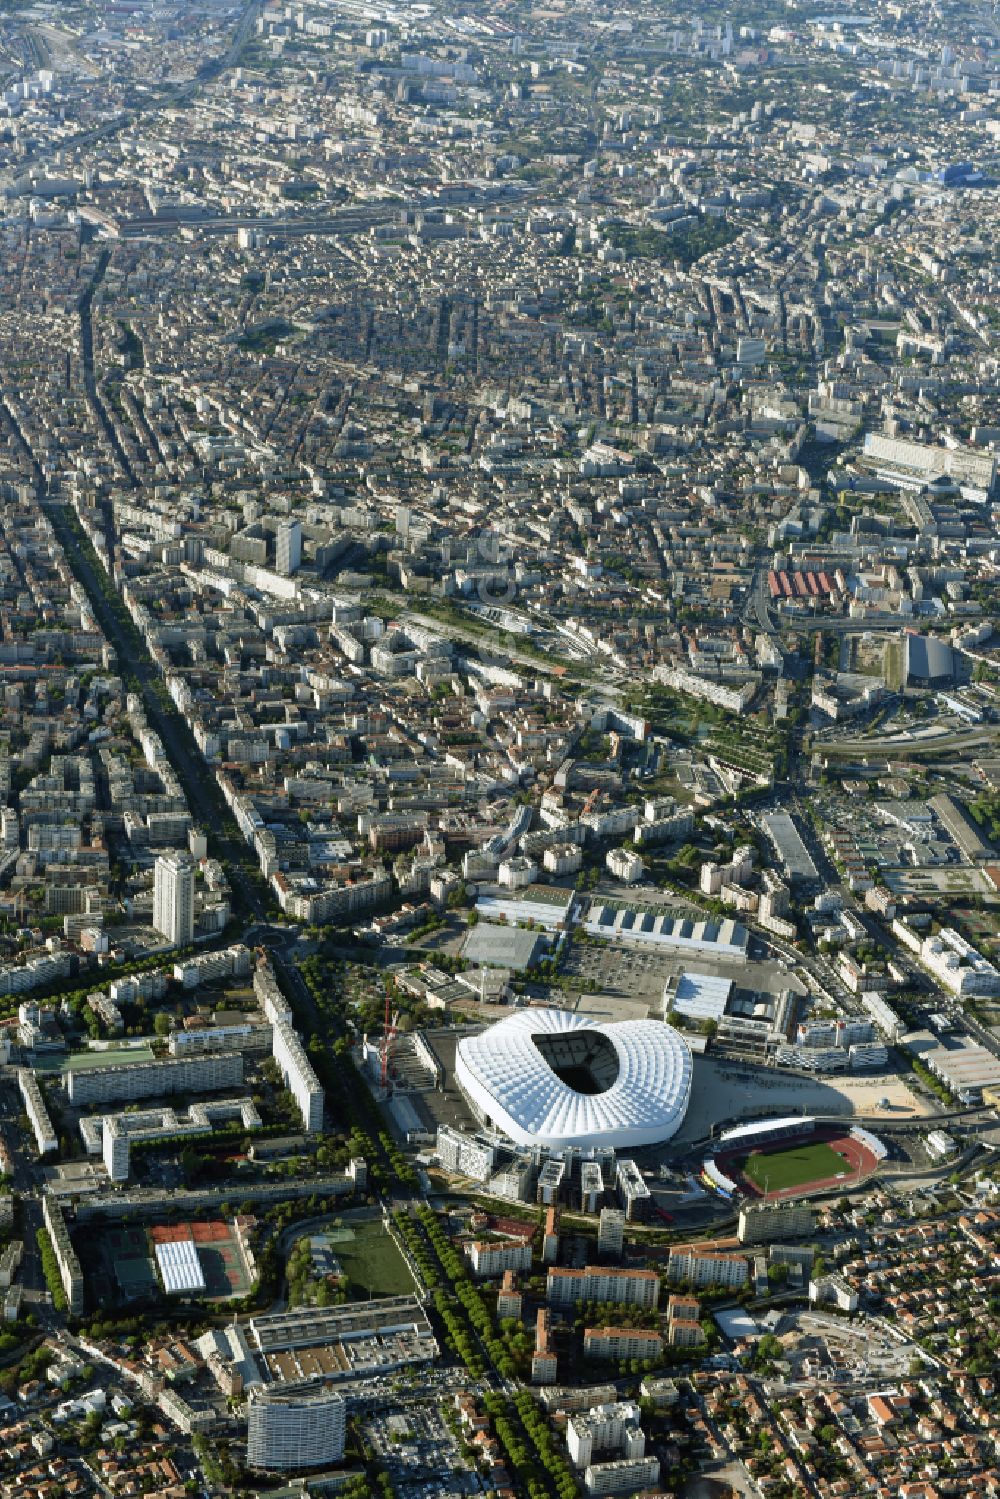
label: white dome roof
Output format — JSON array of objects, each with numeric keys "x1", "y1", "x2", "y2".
[{"x1": 455, "y1": 1008, "x2": 692, "y2": 1150}]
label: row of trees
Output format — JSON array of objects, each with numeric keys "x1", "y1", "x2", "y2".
[
  {"x1": 295, "y1": 955, "x2": 418, "y2": 1190},
  {"x1": 35, "y1": 1227, "x2": 67, "y2": 1312},
  {"x1": 482, "y1": 1391, "x2": 577, "y2": 1499}
]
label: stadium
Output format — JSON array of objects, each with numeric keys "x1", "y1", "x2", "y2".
[
  {"x1": 454, "y1": 1008, "x2": 693, "y2": 1150},
  {"x1": 701, "y1": 1116, "x2": 886, "y2": 1203}
]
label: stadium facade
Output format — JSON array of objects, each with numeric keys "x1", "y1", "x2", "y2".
[{"x1": 455, "y1": 1008, "x2": 692, "y2": 1150}]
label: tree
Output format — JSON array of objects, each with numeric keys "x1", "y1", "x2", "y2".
[
  {"x1": 153, "y1": 1011, "x2": 172, "y2": 1037},
  {"x1": 755, "y1": 1333, "x2": 783, "y2": 1368}
]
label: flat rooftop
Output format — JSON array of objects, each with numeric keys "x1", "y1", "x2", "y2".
[
  {"x1": 462, "y1": 921, "x2": 544, "y2": 971},
  {"x1": 62, "y1": 1045, "x2": 157, "y2": 1072}
]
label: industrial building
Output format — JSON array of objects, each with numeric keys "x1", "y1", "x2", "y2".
[
  {"x1": 665, "y1": 972, "x2": 733, "y2": 1025},
  {"x1": 761, "y1": 811, "x2": 818, "y2": 884},
  {"x1": 461, "y1": 921, "x2": 547, "y2": 972},
  {"x1": 582, "y1": 900, "x2": 749, "y2": 957},
  {"x1": 475, "y1": 883, "x2": 576, "y2": 931},
  {"x1": 918, "y1": 1041, "x2": 1000, "y2": 1103},
  {"x1": 245, "y1": 1298, "x2": 438, "y2": 1385}
]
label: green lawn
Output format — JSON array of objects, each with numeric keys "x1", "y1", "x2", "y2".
[
  {"x1": 737, "y1": 1141, "x2": 850, "y2": 1193},
  {"x1": 335, "y1": 1220, "x2": 414, "y2": 1299}
]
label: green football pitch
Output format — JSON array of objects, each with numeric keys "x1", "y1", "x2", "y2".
[{"x1": 736, "y1": 1140, "x2": 851, "y2": 1193}]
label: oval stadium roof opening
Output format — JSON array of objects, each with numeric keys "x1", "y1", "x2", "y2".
[{"x1": 455, "y1": 1008, "x2": 693, "y2": 1150}]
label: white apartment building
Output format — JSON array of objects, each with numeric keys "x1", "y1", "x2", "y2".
[
  {"x1": 66, "y1": 1051, "x2": 243, "y2": 1107},
  {"x1": 585, "y1": 1456, "x2": 660, "y2": 1495},
  {"x1": 172, "y1": 943, "x2": 252, "y2": 990},
  {"x1": 547, "y1": 1267, "x2": 659, "y2": 1309},
  {"x1": 597, "y1": 1208, "x2": 625, "y2": 1258},
  {"x1": 102, "y1": 1117, "x2": 130, "y2": 1182},
  {"x1": 0, "y1": 950, "x2": 72, "y2": 997},
  {"x1": 272, "y1": 1019, "x2": 324, "y2": 1133},
  {"x1": 153, "y1": 853, "x2": 195, "y2": 946},
  {"x1": 543, "y1": 843, "x2": 583, "y2": 876},
  {"x1": 606, "y1": 847, "x2": 644, "y2": 884},
  {"x1": 920, "y1": 927, "x2": 1000, "y2": 997},
  {"x1": 42, "y1": 1193, "x2": 83, "y2": 1315},
  {"x1": 583, "y1": 1327, "x2": 663, "y2": 1361},
  {"x1": 246, "y1": 1384, "x2": 345, "y2": 1471},
  {"x1": 18, "y1": 1069, "x2": 57, "y2": 1154},
  {"x1": 699, "y1": 845, "x2": 754, "y2": 896},
  {"x1": 275, "y1": 519, "x2": 302, "y2": 578},
  {"x1": 667, "y1": 1248, "x2": 748, "y2": 1289},
  {"x1": 568, "y1": 1402, "x2": 644, "y2": 1469},
  {"x1": 465, "y1": 1239, "x2": 533, "y2": 1278},
  {"x1": 435, "y1": 1124, "x2": 498, "y2": 1181}
]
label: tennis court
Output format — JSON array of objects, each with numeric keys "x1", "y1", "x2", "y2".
[
  {"x1": 149, "y1": 1219, "x2": 251, "y2": 1298},
  {"x1": 105, "y1": 1225, "x2": 157, "y2": 1299}
]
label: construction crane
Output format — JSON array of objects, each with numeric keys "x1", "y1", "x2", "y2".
[{"x1": 381, "y1": 985, "x2": 400, "y2": 1093}]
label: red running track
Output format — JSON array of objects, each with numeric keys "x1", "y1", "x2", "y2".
[{"x1": 716, "y1": 1127, "x2": 880, "y2": 1202}]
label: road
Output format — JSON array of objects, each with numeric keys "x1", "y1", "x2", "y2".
[
  {"x1": 44, "y1": 502, "x2": 267, "y2": 924},
  {"x1": 78, "y1": 248, "x2": 137, "y2": 491},
  {"x1": 820, "y1": 725, "x2": 1000, "y2": 759},
  {"x1": 740, "y1": 554, "x2": 778, "y2": 637}
]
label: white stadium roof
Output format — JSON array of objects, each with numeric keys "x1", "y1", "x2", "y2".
[
  {"x1": 155, "y1": 1237, "x2": 206, "y2": 1296},
  {"x1": 455, "y1": 1008, "x2": 693, "y2": 1150}
]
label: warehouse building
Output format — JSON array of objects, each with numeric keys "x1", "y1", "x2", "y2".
[{"x1": 582, "y1": 900, "x2": 749, "y2": 957}]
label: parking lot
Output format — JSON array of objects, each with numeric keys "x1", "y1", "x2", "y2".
[
  {"x1": 361, "y1": 1393, "x2": 482, "y2": 1499},
  {"x1": 558, "y1": 937, "x2": 809, "y2": 1015}
]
